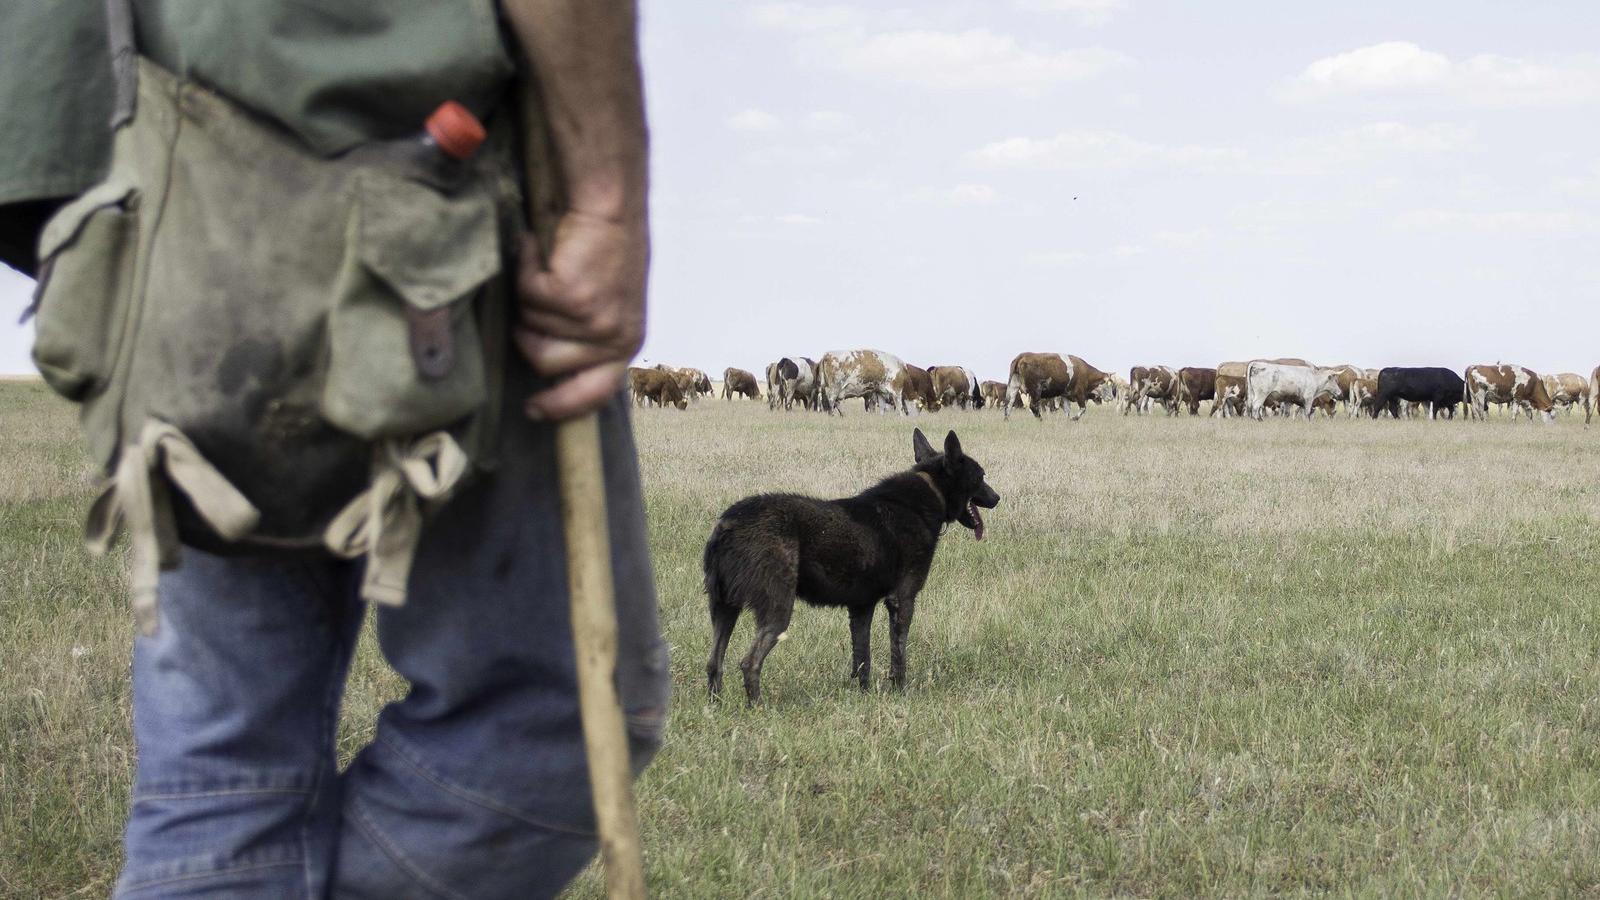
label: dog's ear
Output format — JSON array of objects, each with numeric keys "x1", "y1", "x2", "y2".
[
  {"x1": 912, "y1": 428, "x2": 936, "y2": 463},
  {"x1": 943, "y1": 430, "x2": 964, "y2": 467}
]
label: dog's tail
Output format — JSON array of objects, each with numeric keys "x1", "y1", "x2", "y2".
[{"x1": 703, "y1": 519, "x2": 729, "y2": 606}]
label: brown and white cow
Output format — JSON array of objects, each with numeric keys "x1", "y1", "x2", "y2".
[
  {"x1": 682, "y1": 367, "x2": 713, "y2": 400},
  {"x1": 1108, "y1": 374, "x2": 1129, "y2": 406},
  {"x1": 980, "y1": 380, "x2": 1011, "y2": 410},
  {"x1": 928, "y1": 366, "x2": 981, "y2": 409},
  {"x1": 1465, "y1": 364, "x2": 1554, "y2": 423},
  {"x1": 654, "y1": 364, "x2": 706, "y2": 403},
  {"x1": 1351, "y1": 374, "x2": 1380, "y2": 418},
  {"x1": 1122, "y1": 367, "x2": 1149, "y2": 415},
  {"x1": 722, "y1": 367, "x2": 761, "y2": 401},
  {"x1": 1322, "y1": 364, "x2": 1364, "y2": 417},
  {"x1": 817, "y1": 349, "x2": 908, "y2": 416},
  {"x1": 634, "y1": 367, "x2": 688, "y2": 409},
  {"x1": 653, "y1": 363, "x2": 686, "y2": 394},
  {"x1": 1592, "y1": 366, "x2": 1600, "y2": 425},
  {"x1": 1003, "y1": 352, "x2": 1115, "y2": 420},
  {"x1": 1211, "y1": 362, "x2": 1249, "y2": 418},
  {"x1": 627, "y1": 366, "x2": 652, "y2": 407},
  {"x1": 895, "y1": 364, "x2": 941, "y2": 412},
  {"x1": 1542, "y1": 372, "x2": 1590, "y2": 419},
  {"x1": 764, "y1": 360, "x2": 785, "y2": 410},
  {"x1": 1176, "y1": 367, "x2": 1217, "y2": 416},
  {"x1": 1125, "y1": 365, "x2": 1180, "y2": 416}
]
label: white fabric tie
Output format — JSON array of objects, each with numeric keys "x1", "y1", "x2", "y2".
[
  {"x1": 323, "y1": 430, "x2": 468, "y2": 606},
  {"x1": 86, "y1": 419, "x2": 261, "y2": 634}
]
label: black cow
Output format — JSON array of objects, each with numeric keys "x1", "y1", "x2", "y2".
[{"x1": 1372, "y1": 367, "x2": 1464, "y2": 420}]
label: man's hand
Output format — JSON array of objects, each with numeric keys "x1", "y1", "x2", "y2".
[
  {"x1": 502, "y1": 0, "x2": 650, "y2": 422},
  {"x1": 515, "y1": 210, "x2": 648, "y2": 420}
]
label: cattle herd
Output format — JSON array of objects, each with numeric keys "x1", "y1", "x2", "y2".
[{"x1": 629, "y1": 353, "x2": 1600, "y2": 424}]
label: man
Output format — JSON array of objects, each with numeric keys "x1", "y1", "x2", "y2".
[{"x1": 2, "y1": 2, "x2": 667, "y2": 897}]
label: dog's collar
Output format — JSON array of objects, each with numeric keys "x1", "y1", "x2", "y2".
[{"x1": 916, "y1": 471, "x2": 945, "y2": 507}]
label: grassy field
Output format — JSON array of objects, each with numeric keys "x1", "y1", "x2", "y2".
[{"x1": 5, "y1": 379, "x2": 1600, "y2": 897}]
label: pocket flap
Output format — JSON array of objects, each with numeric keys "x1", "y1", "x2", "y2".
[
  {"x1": 356, "y1": 174, "x2": 501, "y2": 311},
  {"x1": 38, "y1": 180, "x2": 138, "y2": 262}
]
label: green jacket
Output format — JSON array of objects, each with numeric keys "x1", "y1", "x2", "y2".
[
  {"x1": 0, "y1": 2, "x2": 114, "y2": 273},
  {"x1": 0, "y1": 0, "x2": 513, "y2": 273}
]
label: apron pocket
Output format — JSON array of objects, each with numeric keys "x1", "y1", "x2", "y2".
[
  {"x1": 31, "y1": 181, "x2": 140, "y2": 401},
  {"x1": 321, "y1": 170, "x2": 500, "y2": 440}
]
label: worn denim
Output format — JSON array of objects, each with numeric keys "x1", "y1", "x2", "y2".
[{"x1": 114, "y1": 388, "x2": 670, "y2": 899}]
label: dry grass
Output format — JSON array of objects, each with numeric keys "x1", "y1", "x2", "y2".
[{"x1": 5, "y1": 382, "x2": 1600, "y2": 897}]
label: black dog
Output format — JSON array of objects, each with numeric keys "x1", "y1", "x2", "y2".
[{"x1": 703, "y1": 428, "x2": 1000, "y2": 704}]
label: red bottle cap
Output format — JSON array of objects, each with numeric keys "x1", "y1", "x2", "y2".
[{"x1": 425, "y1": 101, "x2": 487, "y2": 161}]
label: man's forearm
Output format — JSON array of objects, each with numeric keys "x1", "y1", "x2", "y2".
[{"x1": 501, "y1": 0, "x2": 649, "y2": 223}]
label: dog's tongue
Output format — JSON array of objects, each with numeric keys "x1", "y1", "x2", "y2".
[{"x1": 969, "y1": 501, "x2": 985, "y2": 541}]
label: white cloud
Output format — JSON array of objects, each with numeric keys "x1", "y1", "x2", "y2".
[
  {"x1": 752, "y1": 4, "x2": 1132, "y2": 92},
  {"x1": 908, "y1": 183, "x2": 999, "y2": 205},
  {"x1": 1344, "y1": 121, "x2": 1472, "y2": 153},
  {"x1": 1014, "y1": 0, "x2": 1127, "y2": 27},
  {"x1": 1393, "y1": 209, "x2": 1598, "y2": 236},
  {"x1": 728, "y1": 109, "x2": 866, "y2": 164},
  {"x1": 1284, "y1": 41, "x2": 1600, "y2": 106},
  {"x1": 803, "y1": 110, "x2": 852, "y2": 132},
  {"x1": 1227, "y1": 198, "x2": 1370, "y2": 238},
  {"x1": 744, "y1": 143, "x2": 854, "y2": 166},
  {"x1": 1028, "y1": 243, "x2": 1146, "y2": 267},
  {"x1": 732, "y1": 212, "x2": 829, "y2": 231},
  {"x1": 1151, "y1": 228, "x2": 1213, "y2": 249},
  {"x1": 1271, "y1": 121, "x2": 1474, "y2": 175},
  {"x1": 948, "y1": 183, "x2": 998, "y2": 205},
  {"x1": 1553, "y1": 166, "x2": 1600, "y2": 199},
  {"x1": 970, "y1": 130, "x2": 1243, "y2": 172},
  {"x1": 1294, "y1": 42, "x2": 1451, "y2": 95},
  {"x1": 749, "y1": 3, "x2": 867, "y2": 34},
  {"x1": 728, "y1": 108, "x2": 783, "y2": 132},
  {"x1": 836, "y1": 30, "x2": 1129, "y2": 91},
  {"x1": 1028, "y1": 249, "x2": 1088, "y2": 266}
]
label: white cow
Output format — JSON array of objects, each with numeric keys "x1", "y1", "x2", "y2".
[
  {"x1": 791, "y1": 357, "x2": 820, "y2": 410},
  {"x1": 962, "y1": 367, "x2": 981, "y2": 408},
  {"x1": 766, "y1": 356, "x2": 819, "y2": 411},
  {"x1": 817, "y1": 349, "x2": 908, "y2": 416},
  {"x1": 1246, "y1": 362, "x2": 1344, "y2": 421},
  {"x1": 1542, "y1": 372, "x2": 1590, "y2": 419}
]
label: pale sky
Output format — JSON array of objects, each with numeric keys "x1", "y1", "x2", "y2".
[{"x1": 6, "y1": 1, "x2": 1599, "y2": 384}]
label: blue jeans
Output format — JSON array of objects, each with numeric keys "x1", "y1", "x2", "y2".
[{"x1": 114, "y1": 390, "x2": 670, "y2": 898}]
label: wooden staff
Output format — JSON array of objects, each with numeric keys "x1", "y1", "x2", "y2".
[
  {"x1": 522, "y1": 75, "x2": 647, "y2": 898},
  {"x1": 556, "y1": 416, "x2": 646, "y2": 899}
]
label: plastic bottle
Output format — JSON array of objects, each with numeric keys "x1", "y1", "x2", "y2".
[
  {"x1": 380, "y1": 100, "x2": 488, "y2": 187},
  {"x1": 421, "y1": 101, "x2": 487, "y2": 162}
]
